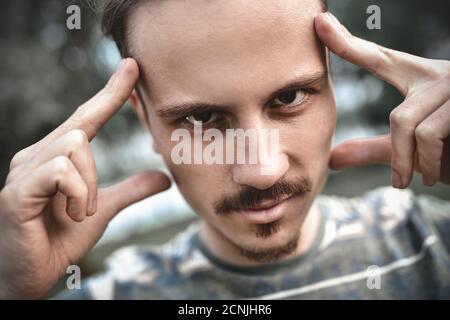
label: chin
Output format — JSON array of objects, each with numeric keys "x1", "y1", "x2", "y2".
[{"x1": 230, "y1": 218, "x2": 303, "y2": 263}]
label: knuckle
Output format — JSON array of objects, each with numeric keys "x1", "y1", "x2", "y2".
[
  {"x1": 4, "y1": 169, "x2": 20, "y2": 186},
  {"x1": 73, "y1": 102, "x2": 101, "y2": 135},
  {"x1": 415, "y1": 123, "x2": 435, "y2": 143},
  {"x1": 1, "y1": 182, "x2": 24, "y2": 215},
  {"x1": 52, "y1": 156, "x2": 73, "y2": 175},
  {"x1": 335, "y1": 44, "x2": 349, "y2": 61},
  {"x1": 372, "y1": 45, "x2": 390, "y2": 76},
  {"x1": 71, "y1": 104, "x2": 91, "y2": 128},
  {"x1": 67, "y1": 129, "x2": 88, "y2": 147},
  {"x1": 0, "y1": 184, "x2": 16, "y2": 206},
  {"x1": 104, "y1": 87, "x2": 126, "y2": 106},
  {"x1": 429, "y1": 62, "x2": 450, "y2": 86},
  {"x1": 102, "y1": 78, "x2": 121, "y2": 101},
  {"x1": 9, "y1": 149, "x2": 29, "y2": 169},
  {"x1": 0, "y1": 191, "x2": 15, "y2": 221},
  {"x1": 74, "y1": 183, "x2": 89, "y2": 200},
  {"x1": 102, "y1": 82, "x2": 129, "y2": 106},
  {"x1": 389, "y1": 108, "x2": 416, "y2": 131},
  {"x1": 74, "y1": 103, "x2": 89, "y2": 121},
  {"x1": 389, "y1": 109, "x2": 401, "y2": 127}
]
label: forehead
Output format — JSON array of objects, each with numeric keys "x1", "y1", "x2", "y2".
[{"x1": 129, "y1": 0, "x2": 326, "y2": 105}]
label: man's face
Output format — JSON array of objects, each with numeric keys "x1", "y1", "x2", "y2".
[{"x1": 129, "y1": 0, "x2": 336, "y2": 262}]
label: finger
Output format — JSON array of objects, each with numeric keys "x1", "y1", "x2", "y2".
[
  {"x1": 415, "y1": 100, "x2": 450, "y2": 186},
  {"x1": 25, "y1": 129, "x2": 98, "y2": 216},
  {"x1": 389, "y1": 77, "x2": 450, "y2": 131},
  {"x1": 389, "y1": 100, "x2": 422, "y2": 189},
  {"x1": 314, "y1": 12, "x2": 438, "y2": 95},
  {"x1": 388, "y1": 78, "x2": 450, "y2": 188},
  {"x1": 43, "y1": 58, "x2": 139, "y2": 144},
  {"x1": 330, "y1": 135, "x2": 391, "y2": 170},
  {"x1": 98, "y1": 171, "x2": 171, "y2": 221},
  {"x1": 19, "y1": 156, "x2": 88, "y2": 222}
]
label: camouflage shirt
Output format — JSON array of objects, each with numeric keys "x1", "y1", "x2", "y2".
[{"x1": 57, "y1": 187, "x2": 450, "y2": 299}]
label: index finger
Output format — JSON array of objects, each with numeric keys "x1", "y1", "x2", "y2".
[
  {"x1": 329, "y1": 135, "x2": 392, "y2": 170},
  {"x1": 55, "y1": 58, "x2": 139, "y2": 142},
  {"x1": 314, "y1": 12, "x2": 434, "y2": 96}
]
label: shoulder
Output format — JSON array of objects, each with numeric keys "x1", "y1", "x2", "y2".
[
  {"x1": 317, "y1": 186, "x2": 417, "y2": 231},
  {"x1": 64, "y1": 223, "x2": 214, "y2": 299},
  {"x1": 316, "y1": 187, "x2": 450, "y2": 255}
]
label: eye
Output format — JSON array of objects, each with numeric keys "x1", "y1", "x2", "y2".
[
  {"x1": 272, "y1": 89, "x2": 307, "y2": 108},
  {"x1": 185, "y1": 111, "x2": 221, "y2": 126}
]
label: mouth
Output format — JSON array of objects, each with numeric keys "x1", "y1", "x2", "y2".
[{"x1": 238, "y1": 195, "x2": 296, "y2": 224}]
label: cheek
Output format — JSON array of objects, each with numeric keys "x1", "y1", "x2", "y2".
[
  {"x1": 169, "y1": 163, "x2": 226, "y2": 217},
  {"x1": 283, "y1": 102, "x2": 336, "y2": 177},
  {"x1": 149, "y1": 124, "x2": 226, "y2": 216}
]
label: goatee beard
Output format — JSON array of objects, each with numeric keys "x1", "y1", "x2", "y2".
[{"x1": 236, "y1": 230, "x2": 300, "y2": 263}]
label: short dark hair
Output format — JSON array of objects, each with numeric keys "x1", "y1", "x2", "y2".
[
  {"x1": 101, "y1": 0, "x2": 139, "y2": 57},
  {"x1": 101, "y1": 0, "x2": 328, "y2": 57}
]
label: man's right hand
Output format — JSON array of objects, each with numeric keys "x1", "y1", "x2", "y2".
[{"x1": 0, "y1": 58, "x2": 171, "y2": 299}]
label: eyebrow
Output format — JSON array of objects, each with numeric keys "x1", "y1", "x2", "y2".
[{"x1": 155, "y1": 70, "x2": 328, "y2": 119}]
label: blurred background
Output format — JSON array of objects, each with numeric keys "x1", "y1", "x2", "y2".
[{"x1": 0, "y1": 0, "x2": 449, "y2": 295}]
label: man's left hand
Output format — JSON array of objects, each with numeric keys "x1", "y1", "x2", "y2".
[{"x1": 315, "y1": 12, "x2": 450, "y2": 187}]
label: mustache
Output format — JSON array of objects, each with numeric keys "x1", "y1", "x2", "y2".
[{"x1": 214, "y1": 177, "x2": 312, "y2": 215}]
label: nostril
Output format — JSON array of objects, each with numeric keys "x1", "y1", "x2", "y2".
[
  {"x1": 232, "y1": 164, "x2": 274, "y2": 190},
  {"x1": 231, "y1": 155, "x2": 289, "y2": 190}
]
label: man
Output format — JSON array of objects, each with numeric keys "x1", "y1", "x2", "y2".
[{"x1": 0, "y1": 0, "x2": 449, "y2": 299}]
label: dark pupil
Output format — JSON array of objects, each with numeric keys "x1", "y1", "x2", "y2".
[
  {"x1": 278, "y1": 90, "x2": 297, "y2": 104},
  {"x1": 193, "y1": 111, "x2": 212, "y2": 123}
]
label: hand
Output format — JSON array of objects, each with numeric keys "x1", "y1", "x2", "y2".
[
  {"x1": 0, "y1": 58, "x2": 171, "y2": 299},
  {"x1": 315, "y1": 12, "x2": 450, "y2": 187}
]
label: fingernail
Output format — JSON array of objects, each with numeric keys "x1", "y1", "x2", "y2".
[
  {"x1": 89, "y1": 197, "x2": 98, "y2": 215},
  {"x1": 392, "y1": 169, "x2": 402, "y2": 189},
  {"x1": 117, "y1": 58, "x2": 127, "y2": 73},
  {"x1": 327, "y1": 12, "x2": 341, "y2": 26},
  {"x1": 67, "y1": 202, "x2": 85, "y2": 222}
]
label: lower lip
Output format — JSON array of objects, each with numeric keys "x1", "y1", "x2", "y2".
[{"x1": 239, "y1": 196, "x2": 294, "y2": 224}]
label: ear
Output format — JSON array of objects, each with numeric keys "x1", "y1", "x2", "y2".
[
  {"x1": 129, "y1": 90, "x2": 161, "y2": 154},
  {"x1": 129, "y1": 89, "x2": 149, "y2": 131}
]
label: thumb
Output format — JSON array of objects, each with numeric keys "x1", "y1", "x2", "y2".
[
  {"x1": 330, "y1": 135, "x2": 391, "y2": 170},
  {"x1": 314, "y1": 12, "x2": 375, "y2": 70},
  {"x1": 314, "y1": 12, "x2": 408, "y2": 94},
  {"x1": 99, "y1": 170, "x2": 172, "y2": 219}
]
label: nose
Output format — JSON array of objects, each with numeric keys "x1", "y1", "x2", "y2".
[
  {"x1": 232, "y1": 155, "x2": 289, "y2": 190},
  {"x1": 231, "y1": 127, "x2": 289, "y2": 190}
]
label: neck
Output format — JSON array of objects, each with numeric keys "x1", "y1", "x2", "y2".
[{"x1": 199, "y1": 201, "x2": 321, "y2": 267}]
